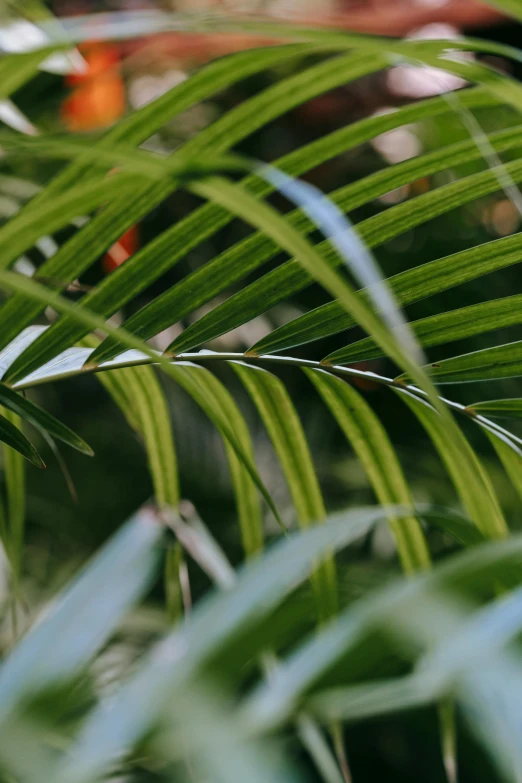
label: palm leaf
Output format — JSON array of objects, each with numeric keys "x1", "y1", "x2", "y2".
[
  {"x1": 306, "y1": 369, "x2": 430, "y2": 573},
  {"x1": 231, "y1": 361, "x2": 336, "y2": 621},
  {"x1": 0, "y1": 49, "x2": 390, "y2": 366}
]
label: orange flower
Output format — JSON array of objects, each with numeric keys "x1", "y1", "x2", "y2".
[
  {"x1": 102, "y1": 225, "x2": 139, "y2": 275},
  {"x1": 61, "y1": 42, "x2": 125, "y2": 132},
  {"x1": 61, "y1": 42, "x2": 138, "y2": 272}
]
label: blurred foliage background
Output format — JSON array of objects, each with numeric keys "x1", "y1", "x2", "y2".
[{"x1": 3, "y1": 1, "x2": 522, "y2": 780}]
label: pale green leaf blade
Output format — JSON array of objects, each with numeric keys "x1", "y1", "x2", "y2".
[
  {"x1": 1, "y1": 409, "x2": 27, "y2": 575},
  {"x1": 308, "y1": 674, "x2": 435, "y2": 723},
  {"x1": 231, "y1": 362, "x2": 326, "y2": 526},
  {"x1": 484, "y1": 427, "x2": 522, "y2": 505},
  {"x1": 125, "y1": 366, "x2": 179, "y2": 509},
  {"x1": 296, "y1": 713, "x2": 346, "y2": 783},
  {"x1": 243, "y1": 534, "x2": 522, "y2": 733},
  {"x1": 306, "y1": 368, "x2": 430, "y2": 573},
  {"x1": 81, "y1": 335, "x2": 178, "y2": 508},
  {"x1": 176, "y1": 361, "x2": 263, "y2": 558},
  {"x1": 0, "y1": 505, "x2": 165, "y2": 719},
  {"x1": 396, "y1": 389, "x2": 507, "y2": 539},
  {"x1": 50, "y1": 506, "x2": 394, "y2": 783},
  {"x1": 231, "y1": 361, "x2": 336, "y2": 620},
  {"x1": 166, "y1": 361, "x2": 281, "y2": 531}
]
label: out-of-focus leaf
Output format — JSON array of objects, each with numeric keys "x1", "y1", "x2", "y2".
[
  {"x1": 243, "y1": 534, "x2": 522, "y2": 733},
  {"x1": 1, "y1": 409, "x2": 27, "y2": 575},
  {"x1": 0, "y1": 173, "x2": 132, "y2": 272},
  {"x1": 484, "y1": 428, "x2": 522, "y2": 505},
  {"x1": 0, "y1": 505, "x2": 165, "y2": 719},
  {"x1": 51, "y1": 506, "x2": 395, "y2": 783},
  {"x1": 481, "y1": 0, "x2": 522, "y2": 21}
]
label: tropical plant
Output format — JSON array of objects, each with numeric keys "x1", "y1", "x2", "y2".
[{"x1": 3, "y1": 1, "x2": 522, "y2": 781}]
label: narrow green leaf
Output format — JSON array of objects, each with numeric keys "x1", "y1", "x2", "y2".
[
  {"x1": 0, "y1": 409, "x2": 44, "y2": 469},
  {"x1": 81, "y1": 335, "x2": 178, "y2": 508},
  {"x1": 231, "y1": 363, "x2": 326, "y2": 526},
  {"x1": 276, "y1": 234, "x2": 522, "y2": 362},
  {"x1": 174, "y1": 362, "x2": 263, "y2": 558},
  {"x1": 396, "y1": 389, "x2": 508, "y2": 539},
  {"x1": 419, "y1": 339, "x2": 522, "y2": 384},
  {"x1": 125, "y1": 366, "x2": 179, "y2": 508},
  {"x1": 169, "y1": 158, "x2": 522, "y2": 358},
  {"x1": 0, "y1": 172, "x2": 133, "y2": 272},
  {"x1": 11, "y1": 51, "x2": 394, "y2": 377},
  {"x1": 0, "y1": 383, "x2": 93, "y2": 456},
  {"x1": 0, "y1": 505, "x2": 165, "y2": 719},
  {"x1": 51, "y1": 507, "x2": 394, "y2": 783},
  {"x1": 0, "y1": 133, "x2": 247, "y2": 180},
  {"x1": 308, "y1": 674, "x2": 434, "y2": 723},
  {"x1": 0, "y1": 272, "x2": 275, "y2": 535},
  {"x1": 1, "y1": 409, "x2": 27, "y2": 576},
  {"x1": 1, "y1": 50, "x2": 388, "y2": 374},
  {"x1": 0, "y1": 49, "x2": 60, "y2": 100},
  {"x1": 331, "y1": 293, "x2": 522, "y2": 365},
  {"x1": 0, "y1": 177, "x2": 178, "y2": 360},
  {"x1": 231, "y1": 361, "x2": 336, "y2": 620},
  {"x1": 306, "y1": 369, "x2": 430, "y2": 573},
  {"x1": 467, "y1": 398, "x2": 522, "y2": 419},
  {"x1": 166, "y1": 361, "x2": 281, "y2": 532},
  {"x1": 484, "y1": 428, "x2": 522, "y2": 505},
  {"x1": 243, "y1": 534, "x2": 522, "y2": 733},
  {"x1": 87, "y1": 87, "x2": 497, "y2": 366},
  {"x1": 296, "y1": 713, "x2": 346, "y2": 783}
]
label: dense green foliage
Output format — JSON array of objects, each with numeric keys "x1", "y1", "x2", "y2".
[{"x1": 3, "y1": 3, "x2": 522, "y2": 781}]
